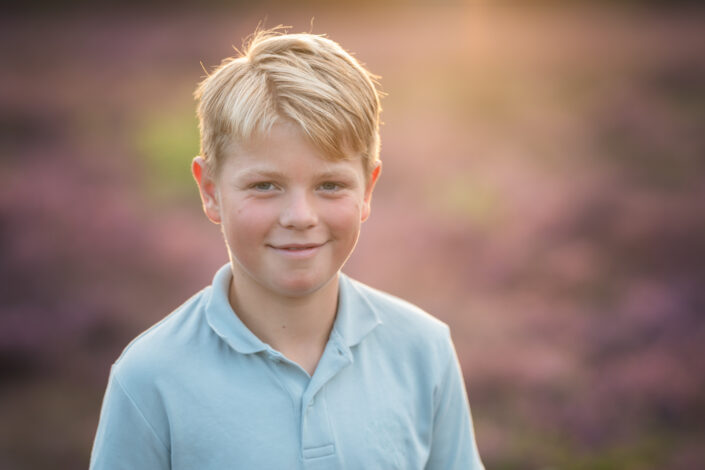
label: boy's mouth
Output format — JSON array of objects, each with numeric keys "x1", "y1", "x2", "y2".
[
  {"x1": 269, "y1": 242, "x2": 325, "y2": 251},
  {"x1": 267, "y1": 242, "x2": 326, "y2": 259}
]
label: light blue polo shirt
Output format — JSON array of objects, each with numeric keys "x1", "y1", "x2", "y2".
[{"x1": 90, "y1": 264, "x2": 484, "y2": 469}]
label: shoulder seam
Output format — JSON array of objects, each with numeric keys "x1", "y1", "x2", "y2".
[{"x1": 112, "y1": 371, "x2": 170, "y2": 452}]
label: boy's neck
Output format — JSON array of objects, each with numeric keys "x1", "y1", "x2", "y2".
[{"x1": 227, "y1": 269, "x2": 339, "y2": 376}]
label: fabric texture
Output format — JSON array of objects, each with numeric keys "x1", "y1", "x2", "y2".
[{"x1": 90, "y1": 264, "x2": 484, "y2": 469}]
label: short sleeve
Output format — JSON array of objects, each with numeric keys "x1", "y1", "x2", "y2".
[
  {"x1": 90, "y1": 368, "x2": 171, "y2": 470},
  {"x1": 425, "y1": 331, "x2": 485, "y2": 470}
]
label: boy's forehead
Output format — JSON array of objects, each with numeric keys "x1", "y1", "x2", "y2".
[
  {"x1": 225, "y1": 154, "x2": 364, "y2": 178},
  {"x1": 225, "y1": 122, "x2": 347, "y2": 156},
  {"x1": 221, "y1": 128, "x2": 366, "y2": 175}
]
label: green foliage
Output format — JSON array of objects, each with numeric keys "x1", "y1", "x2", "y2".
[{"x1": 134, "y1": 108, "x2": 200, "y2": 202}]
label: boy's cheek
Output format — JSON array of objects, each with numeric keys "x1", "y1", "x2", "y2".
[{"x1": 326, "y1": 207, "x2": 364, "y2": 232}]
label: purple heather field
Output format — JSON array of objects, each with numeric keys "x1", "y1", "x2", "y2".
[{"x1": 1, "y1": 2, "x2": 704, "y2": 469}]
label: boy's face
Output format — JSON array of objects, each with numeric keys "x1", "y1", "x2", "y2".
[{"x1": 193, "y1": 121, "x2": 380, "y2": 298}]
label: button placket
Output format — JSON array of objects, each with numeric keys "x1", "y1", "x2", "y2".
[
  {"x1": 300, "y1": 336, "x2": 353, "y2": 462},
  {"x1": 301, "y1": 391, "x2": 336, "y2": 461}
]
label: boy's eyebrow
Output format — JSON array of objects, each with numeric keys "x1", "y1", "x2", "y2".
[
  {"x1": 236, "y1": 168, "x2": 358, "y2": 180},
  {"x1": 316, "y1": 169, "x2": 359, "y2": 180},
  {"x1": 237, "y1": 169, "x2": 286, "y2": 179}
]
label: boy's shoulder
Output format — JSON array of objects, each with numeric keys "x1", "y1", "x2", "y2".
[
  {"x1": 338, "y1": 273, "x2": 456, "y2": 374},
  {"x1": 109, "y1": 286, "x2": 211, "y2": 384}
]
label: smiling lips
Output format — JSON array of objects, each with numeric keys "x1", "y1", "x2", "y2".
[{"x1": 268, "y1": 242, "x2": 326, "y2": 258}]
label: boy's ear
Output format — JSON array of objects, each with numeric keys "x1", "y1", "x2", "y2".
[
  {"x1": 192, "y1": 156, "x2": 222, "y2": 224},
  {"x1": 361, "y1": 161, "x2": 382, "y2": 222}
]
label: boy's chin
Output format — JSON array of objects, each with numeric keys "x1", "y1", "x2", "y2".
[{"x1": 270, "y1": 273, "x2": 339, "y2": 299}]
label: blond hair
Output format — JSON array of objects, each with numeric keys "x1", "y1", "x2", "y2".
[{"x1": 195, "y1": 28, "x2": 382, "y2": 177}]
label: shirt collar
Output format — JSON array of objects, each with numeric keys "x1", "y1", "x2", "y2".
[
  {"x1": 204, "y1": 264, "x2": 382, "y2": 355},
  {"x1": 333, "y1": 272, "x2": 383, "y2": 348},
  {"x1": 205, "y1": 264, "x2": 268, "y2": 354}
]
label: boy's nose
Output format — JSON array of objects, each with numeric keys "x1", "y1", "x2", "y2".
[{"x1": 279, "y1": 191, "x2": 318, "y2": 229}]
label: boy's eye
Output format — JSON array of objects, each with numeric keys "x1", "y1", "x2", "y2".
[
  {"x1": 319, "y1": 182, "x2": 342, "y2": 191},
  {"x1": 252, "y1": 182, "x2": 275, "y2": 191}
]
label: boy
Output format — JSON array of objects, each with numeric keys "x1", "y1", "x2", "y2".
[{"x1": 90, "y1": 28, "x2": 484, "y2": 469}]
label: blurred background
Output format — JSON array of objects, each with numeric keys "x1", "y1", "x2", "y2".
[{"x1": 1, "y1": 1, "x2": 704, "y2": 468}]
